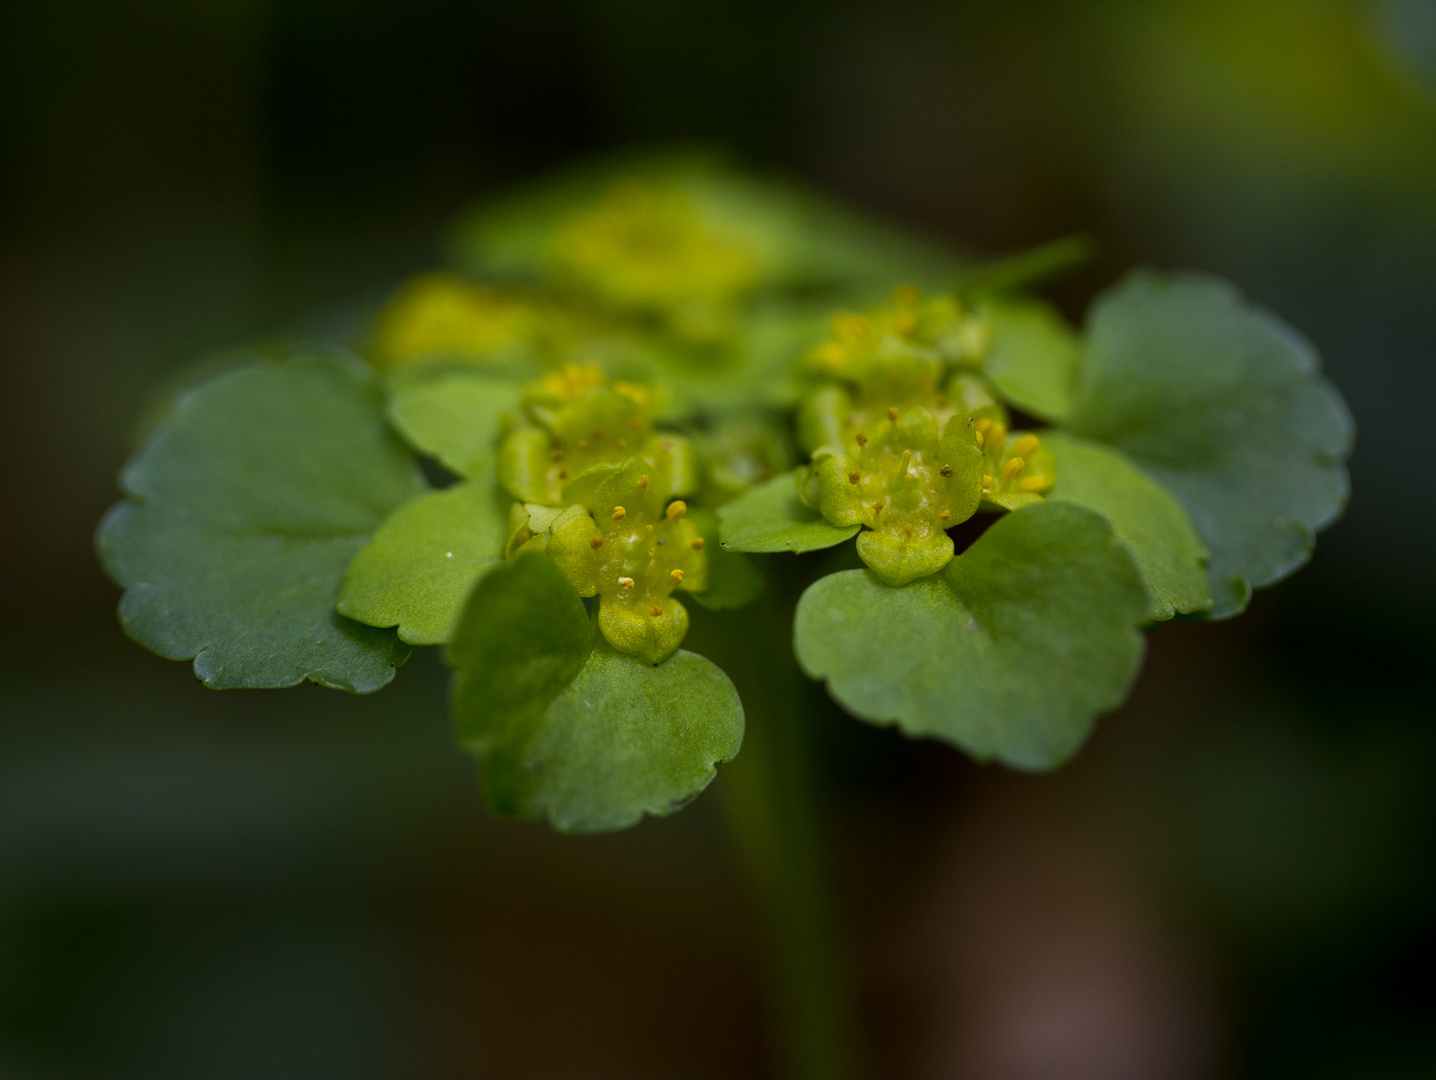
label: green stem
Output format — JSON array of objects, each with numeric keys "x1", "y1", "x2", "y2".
[{"x1": 689, "y1": 594, "x2": 864, "y2": 1080}]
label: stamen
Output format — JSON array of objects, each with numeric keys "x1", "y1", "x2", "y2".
[
  {"x1": 872, "y1": 501, "x2": 884, "y2": 514},
  {"x1": 939, "y1": 509, "x2": 952, "y2": 521},
  {"x1": 612, "y1": 506, "x2": 626, "y2": 520},
  {"x1": 1003, "y1": 457, "x2": 1025, "y2": 479},
  {"x1": 637, "y1": 474, "x2": 649, "y2": 488},
  {"x1": 690, "y1": 538, "x2": 705, "y2": 550},
  {"x1": 1011, "y1": 434, "x2": 1040, "y2": 458},
  {"x1": 670, "y1": 569, "x2": 684, "y2": 583},
  {"x1": 855, "y1": 432, "x2": 868, "y2": 447},
  {"x1": 618, "y1": 576, "x2": 635, "y2": 590},
  {"x1": 975, "y1": 431, "x2": 985, "y2": 449},
  {"x1": 649, "y1": 604, "x2": 662, "y2": 617},
  {"x1": 589, "y1": 535, "x2": 603, "y2": 549},
  {"x1": 848, "y1": 470, "x2": 861, "y2": 484},
  {"x1": 666, "y1": 500, "x2": 687, "y2": 522},
  {"x1": 888, "y1": 406, "x2": 899, "y2": 421},
  {"x1": 1019, "y1": 475, "x2": 1048, "y2": 491}
]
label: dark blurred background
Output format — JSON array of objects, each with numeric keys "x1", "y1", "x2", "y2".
[{"x1": 2, "y1": 1, "x2": 1434, "y2": 1077}]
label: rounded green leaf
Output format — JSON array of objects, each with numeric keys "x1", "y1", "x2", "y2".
[
  {"x1": 716, "y1": 473, "x2": 860, "y2": 554},
  {"x1": 1041, "y1": 431, "x2": 1212, "y2": 621},
  {"x1": 1065, "y1": 271, "x2": 1353, "y2": 618},
  {"x1": 977, "y1": 296, "x2": 1078, "y2": 421},
  {"x1": 449, "y1": 554, "x2": 744, "y2": 832},
  {"x1": 97, "y1": 355, "x2": 423, "y2": 692},
  {"x1": 793, "y1": 501, "x2": 1148, "y2": 770},
  {"x1": 386, "y1": 371, "x2": 522, "y2": 478},
  {"x1": 336, "y1": 475, "x2": 509, "y2": 645}
]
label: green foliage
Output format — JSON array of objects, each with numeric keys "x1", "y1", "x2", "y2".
[
  {"x1": 1042, "y1": 431, "x2": 1212, "y2": 620},
  {"x1": 449, "y1": 554, "x2": 744, "y2": 831},
  {"x1": 97, "y1": 355, "x2": 422, "y2": 691},
  {"x1": 337, "y1": 476, "x2": 509, "y2": 645},
  {"x1": 97, "y1": 156, "x2": 1352, "y2": 832},
  {"x1": 386, "y1": 371, "x2": 522, "y2": 478},
  {"x1": 716, "y1": 474, "x2": 860, "y2": 554},
  {"x1": 1064, "y1": 272, "x2": 1353, "y2": 617},
  {"x1": 793, "y1": 501, "x2": 1149, "y2": 769}
]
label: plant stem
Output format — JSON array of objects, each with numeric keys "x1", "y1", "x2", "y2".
[{"x1": 689, "y1": 596, "x2": 864, "y2": 1080}]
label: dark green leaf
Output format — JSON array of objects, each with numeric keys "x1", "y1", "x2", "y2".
[
  {"x1": 97, "y1": 355, "x2": 423, "y2": 692},
  {"x1": 450, "y1": 554, "x2": 745, "y2": 832},
  {"x1": 717, "y1": 474, "x2": 860, "y2": 554},
  {"x1": 1041, "y1": 431, "x2": 1212, "y2": 620},
  {"x1": 1065, "y1": 271, "x2": 1352, "y2": 617},
  {"x1": 337, "y1": 475, "x2": 509, "y2": 645},
  {"x1": 794, "y1": 501, "x2": 1148, "y2": 770},
  {"x1": 978, "y1": 297, "x2": 1078, "y2": 421},
  {"x1": 386, "y1": 371, "x2": 522, "y2": 478}
]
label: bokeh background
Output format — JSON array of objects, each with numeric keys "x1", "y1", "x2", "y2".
[{"x1": 2, "y1": 1, "x2": 1434, "y2": 1077}]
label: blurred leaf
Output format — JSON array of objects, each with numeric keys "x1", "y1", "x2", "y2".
[
  {"x1": 978, "y1": 296, "x2": 1079, "y2": 421},
  {"x1": 449, "y1": 554, "x2": 744, "y2": 832},
  {"x1": 97, "y1": 355, "x2": 422, "y2": 692},
  {"x1": 450, "y1": 149, "x2": 961, "y2": 295},
  {"x1": 386, "y1": 371, "x2": 522, "y2": 478},
  {"x1": 794, "y1": 501, "x2": 1148, "y2": 769},
  {"x1": 337, "y1": 476, "x2": 508, "y2": 645},
  {"x1": 1042, "y1": 431, "x2": 1212, "y2": 620},
  {"x1": 1066, "y1": 272, "x2": 1353, "y2": 618},
  {"x1": 717, "y1": 474, "x2": 860, "y2": 554},
  {"x1": 687, "y1": 510, "x2": 764, "y2": 610}
]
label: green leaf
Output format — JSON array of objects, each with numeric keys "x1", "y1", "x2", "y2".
[
  {"x1": 386, "y1": 371, "x2": 522, "y2": 478},
  {"x1": 717, "y1": 474, "x2": 860, "y2": 554},
  {"x1": 978, "y1": 297, "x2": 1078, "y2": 421},
  {"x1": 336, "y1": 475, "x2": 509, "y2": 645},
  {"x1": 794, "y1": 501, "x2": 1148, "y2": 770},
  {"x1": 1065, "y1": 271, "x2": 1353, "y2": 618},
  {"x1": 449, "y1": 554, "x2": 744, "y2": 832},
  {"x1": 97, "y1": 355, "x2": 423, "y2": 692},
  {"x1": 685, "y1": 510, "x2": 764, "y2": 611},
  {"x1": 1041, "y1": 431, "x2": 1212, "y2": 620}
]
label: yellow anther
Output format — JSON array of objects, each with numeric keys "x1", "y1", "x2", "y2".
[
  {"x1": 690, "y1": 538, "x2": 705, "y2": 550},
  {"x1": 989, "y1": 423, "x2": 1008, "y2": 445},
  {"x1": 848, "y1": 471, "x2": 861, "y2": 485},
  {"x1": 618, "y1": 576, "x2": 635, "y2": 589},
  {"x1": 1011, "y1": 434, "x2": 1040, "y2": 459},
  {"x1": 939, "y1": 464, "x2": 954, "y2": 477},
  {"x1": 589, "y1": 535, "x2": 604, "y2": 549},
  {"x1": 888, "y1": 406, "x2": 899, "y2": 421},
  {"x1": 637, "y1": 474, "x2": 649, "y2": 489},
  {"x1": 855, "y1": 432, "x2": 869, "y2": 447},
  {"x1": 666, "y1": 500, "x2": 687, "y2": 522},
  {"x1": 670, "y1": 568, "x2": 684, "y2": 584},
  {"x1": 982, "y1": 474, "x2": 994, "y2": 489},
  {"x1": 975, "y1": 431, "x2": 985, "y2": 449},
  {"x1": 975, "y1": 417, "x2": 992, "y2": 435},
  {"x1": 1003, "y1": 457, "x2": 1026, "y2": 479},
  {"x1": 872, "y1": 501, "x2": 884, "y2": 514},
  {"x1": 649, "y1": 605, "x2": 663, "y2": 617},
  {"x1": 612, "y1": 506, "x2": 626, "y2": 520},
  {"x1": 1019, "y1": 475, "x2": 1048, "y2": 491},
  {"x1": 939, "y1": 509, "x2": 952, "y2": 521}
]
